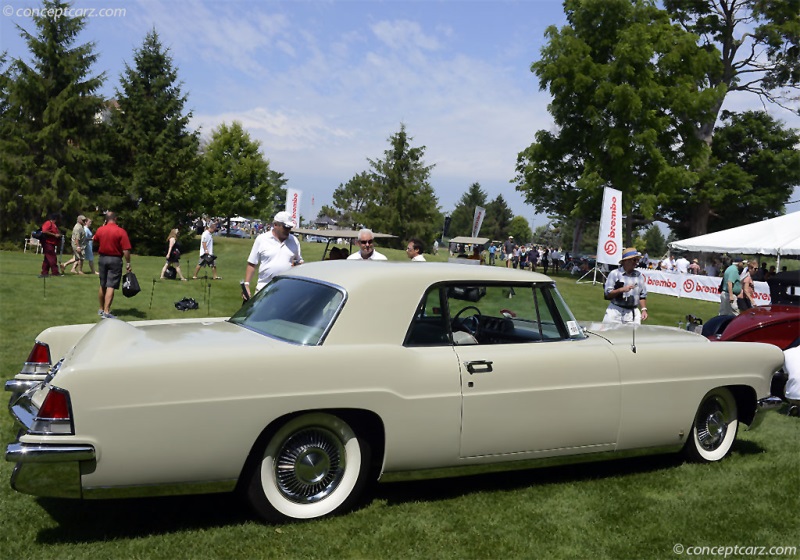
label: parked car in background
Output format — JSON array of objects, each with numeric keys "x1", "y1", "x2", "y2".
[
  {"x1": 215, "y1": 227, "x2": 250, "y2": 238},
  {"x1": 5, "y1": 263, "x2": 785, "y2": 523},
  {"x1": 703, "y1": 270, "x2": 800, "y2": 350}
]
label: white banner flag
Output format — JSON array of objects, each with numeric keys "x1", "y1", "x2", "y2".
[
  {"x1": 471, "y1": 206, "x2": 486, "y2": 238},
  {"x1": 285, "y1": 188, "x2": 302, "y2": 227},
  {"x1": 596, "y1": 187, "x2": 622, "y2": 266}
]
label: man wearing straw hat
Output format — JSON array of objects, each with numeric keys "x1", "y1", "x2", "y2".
[{"x1": 602, "y1": 247, "x2": 649, "y2": 324}]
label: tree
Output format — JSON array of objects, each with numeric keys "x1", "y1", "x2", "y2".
[
  {"x1": 0, "y1": 0, "x2": 106, "y2": 240},
  {"x1": 108, "y1": 29, "x2": 199, "y2": 254},
  {"x1": 317, "y1": 205, "x2": 338, "y2": 219},
  {"x1": 659, "y1": 0, "x2": 800, "y2": 236},
  {"x1": 642, "y1": 224, "x2": 667, "y2": 257},
  {"x1": 483, "y1": 194, "x2": 515, "y2": 242},
  {"x1": 669, "y1": 110, "x2": 800, "y2": 238},
  {"x1": 517, "y1": 0, "x2": 800, "y2": 245},
  {"x1": 364, "y1": 124, "x2": 442, "y2": 245},
  {"x1": 199, "y1": 121, "x2": 277, "y2": 234},
  {"x1": 507, "y1": 216, "x2": 533, "y2": 243},
  {"x1": 332, "y1": 171, "x2": 375, "y2": 229},
  {"x1": 448, "y1": 183, "x2": 488, "y2": 238},
  {"x1": 516, "y1": 0, "x2": 684, "y2": 248}
]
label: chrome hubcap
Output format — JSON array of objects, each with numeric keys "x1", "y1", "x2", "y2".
[
  {"x1": 275, "y1": 428, "x2": 345, "y2": 503},
  {"x1": 697, "y1": 400, "x2": 727, "y2": 451}
]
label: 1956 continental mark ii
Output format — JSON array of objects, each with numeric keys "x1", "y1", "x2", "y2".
[{"x1": 5, "y1": 262, "x2": 785, "y2": 522}]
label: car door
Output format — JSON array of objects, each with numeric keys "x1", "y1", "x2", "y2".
[{"x1": 450, "y1": 283, "x2": 621, "y2": 458}]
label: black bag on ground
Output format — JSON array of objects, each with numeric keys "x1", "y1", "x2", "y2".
[
  {"x1": 175, "y1": 297, "x2": 198, "y2": 311},
  {"x1": 122, "y1": 271, "x2": 141, "y2": 297},
  {"x1": 163, "y1": 265, "x2": 177, "y2": 280}
]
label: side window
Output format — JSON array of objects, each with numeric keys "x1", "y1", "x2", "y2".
[
  {"x1": 446, "y1": 283, "x2": 582, "y2": 345},
  {"x1": 404, "y1": 287, "x2": 450, "y2": 346}
]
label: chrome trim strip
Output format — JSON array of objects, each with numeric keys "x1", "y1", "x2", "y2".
[
  {"x1": 381, "y1": 443, "x2": 683, "y2": 483},
  {"x1": 83, "y1": 478, "x2": 236, "y2": 499},
  {"x1": 6, "y1": 442, "x2": 96, "y2": 463}
]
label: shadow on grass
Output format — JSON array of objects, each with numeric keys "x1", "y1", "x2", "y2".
[
  {"x1": 36, "y1": 492, "x2": 255, "y2": 544},
  {"x1": 32, "y1": 438, "x2": 768, "y2": 543}
]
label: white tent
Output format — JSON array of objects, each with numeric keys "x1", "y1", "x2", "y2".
[{"x1": 669, "y1": 212, "x2": 800, "y2": 268}]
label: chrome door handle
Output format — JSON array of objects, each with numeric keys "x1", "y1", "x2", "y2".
[{"x1": 465, "y1": 360, "x2": 493, "y2": 374}]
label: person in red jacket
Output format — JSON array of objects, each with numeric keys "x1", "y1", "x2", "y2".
[
  {"x1": 38, "y1": 213, "x2": 63, "y2": 278},
  {"x1": 92, "y1": 211, "x2": 132, "y2": 319}
]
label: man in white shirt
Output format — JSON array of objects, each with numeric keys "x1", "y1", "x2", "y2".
[
  {"x1": 675, "y1": 255, "x2": 690, "y2": 274},
  {"x1": 193, "y1": 222, "x2": 219, "y2": 279},
  {"x1": 242, "y1": 211, "x2": 303, "y2": 298},
  {"x1": 406, "y1": 238, "x2": 426, "y2": 261},
  {"x1": 347, "y1": 228, "x2": 388, "y2": 260}
]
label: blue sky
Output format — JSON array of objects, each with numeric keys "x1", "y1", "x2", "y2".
[{"x1": 2, "y1": 0, "x2": 798, "y2": 227}]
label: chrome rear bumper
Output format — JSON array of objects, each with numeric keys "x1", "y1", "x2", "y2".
[
  {"x1": 748, "y1": 396, "x2": 784, "y2": 430},
  {"x1": 6, "y1": 442, "x2": 96, "y2": 498}
]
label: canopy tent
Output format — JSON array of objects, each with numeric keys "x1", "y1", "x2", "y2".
[{"x1": 669, "y1": 212, "x2": 800, "y2": 269}]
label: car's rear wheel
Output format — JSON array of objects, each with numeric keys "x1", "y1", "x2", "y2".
[
  {"x1": 246, "y1": 412, "x2": 370, "y2": 522},
  {"x1": 684, "y1": 388, "x2": 738, "y2": 463}
]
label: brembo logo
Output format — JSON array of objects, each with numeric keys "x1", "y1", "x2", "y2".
[
  {"x1": 605, "y1": 196, "x2": 618, "y2": 256},
  {"x1": 291, "y1": 193, "x2": 299, "y2": 221},
  {"x1": 647, "y1": 276, "x2": 677, "y2": 289},
  {"x1": 691, "y1": 282, "x2": 720, "y2": 294}
]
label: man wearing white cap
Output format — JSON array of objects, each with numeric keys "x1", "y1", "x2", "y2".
[
  {"x1": 602, "y1": 247, "x2": 649, "y2": 324},
  {"x1": 242, "y1": 211, "x2": 303, "y2": 298}
]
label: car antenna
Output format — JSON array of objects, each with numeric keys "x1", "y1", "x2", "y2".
[{"x1": 631, "y1": 324, "x2": 637, "y2": 353}]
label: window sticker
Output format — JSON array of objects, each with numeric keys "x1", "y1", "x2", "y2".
[{"x1": 567, "y1": 321, "x2": 581, "y2": 336}]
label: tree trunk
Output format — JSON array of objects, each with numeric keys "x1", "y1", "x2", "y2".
[
  {"x1": 571, "y1": 218, "x2": 585, "y2": 256},
  {"x1": 688, "y1": 201, "x2": 710, "y2": 237}
]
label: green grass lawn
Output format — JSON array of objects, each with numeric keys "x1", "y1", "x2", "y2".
[{"x1": 0, "y1": 241, "x2": 798, "y2": 559}]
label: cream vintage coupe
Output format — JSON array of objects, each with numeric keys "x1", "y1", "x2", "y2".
[{"x1": 5, "y1": 262, "x2": 785, "y2": 522}]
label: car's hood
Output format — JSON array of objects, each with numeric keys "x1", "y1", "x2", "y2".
[{"x1": 582, "y1": 322, "x2": 707, "y2": 346}]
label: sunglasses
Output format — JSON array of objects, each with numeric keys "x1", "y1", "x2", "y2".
[{"x1": 360, "y1": 239, "x2": 374, "y2": 245}]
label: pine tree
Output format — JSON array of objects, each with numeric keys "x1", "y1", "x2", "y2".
[
  {"x1": 199, "y1": 121, "x2": 277, "y2": 233},
  {"x1": 109, "y1": 29, "x2": 199, "y2": 254},
  {"x1": 364, "y1": 124, "x2": 441, "y2": 247},
  {"x1": 0, "y1": 0, "x2": 105, "y2": 240}
]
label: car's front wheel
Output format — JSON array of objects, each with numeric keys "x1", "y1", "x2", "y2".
[
  {"x1": 245, "y1": 412, "x2": 370, "y2": 522},
  {"x1": 683, "y1": 387, "x2": 739, "y2": 463}
]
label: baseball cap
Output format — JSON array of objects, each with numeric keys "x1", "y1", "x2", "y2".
[{"x1": 273, "y1": 211, "x2": 296, "y2": 229}]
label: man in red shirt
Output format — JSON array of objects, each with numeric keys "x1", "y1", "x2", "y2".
[
  {"x1": 38, "y1": 213, "x2": 63, "y2": 277},
  {"x1": 92, "y1": 211, "x2": 132, "y2": 319}
]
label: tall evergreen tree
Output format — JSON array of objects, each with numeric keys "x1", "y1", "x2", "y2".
[
  {"x1": 483, "y1": 194, "x2": 514, "y2": 241},
  {"x1": 0, "y1": 0, "x2": 105, "y2": 240},
  {"x1": 109, "y1": 29, "x2": 199, "y2": 254},
  {"x1": 448, "y1": 183, "x2": 488, "y2": 238},
  {"x1": 364, "y1": 124, "x2": 441, "y2": 246},
  {"x1": 198, "y1": 121, "x2": 277, "y2": 233}
]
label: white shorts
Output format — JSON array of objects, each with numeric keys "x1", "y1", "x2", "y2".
[{"x1": 603, "y1": 304, "x2": 641, "y2": 325}]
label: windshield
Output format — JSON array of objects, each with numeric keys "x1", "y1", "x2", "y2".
[{"x1": 229, "y1": 277, "x2": 345, "y2": 345}]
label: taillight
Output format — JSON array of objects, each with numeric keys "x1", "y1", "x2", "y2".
[
  {"x1": 21, "y1": 342, "x2": 52, "y2": 375},
  {"x1": 32, "y1": 387, "x2": 74, "y2": 435},
  {"x1": 26, "y1": 342, "x2": 51, "y2": 365}
]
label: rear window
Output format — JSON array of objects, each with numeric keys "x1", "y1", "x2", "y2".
[{"x1": 229, "y1": 277, "x2": 345, "y2": 345}]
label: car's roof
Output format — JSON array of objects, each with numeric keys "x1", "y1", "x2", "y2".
[{"x1": 281, "y1": 260, "x2": 552, "y2": 291}]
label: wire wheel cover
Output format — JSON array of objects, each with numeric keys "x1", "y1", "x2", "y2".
[
  {"x1": 696, "y1": 397, "x2": 729, "y2": 451},
  {"x1": 274, "y1": 427, "x2": 346, "y2": 503}
]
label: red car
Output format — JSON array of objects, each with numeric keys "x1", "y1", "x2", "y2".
[{"x1": 703, "y1": 270, "x2": 800, "y2": 350}]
